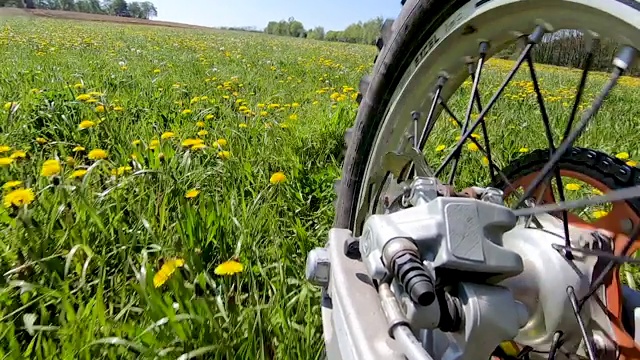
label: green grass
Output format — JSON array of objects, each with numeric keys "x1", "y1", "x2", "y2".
[{"x1": 0, "y1": 15, "x2": 639, "y2": 359}]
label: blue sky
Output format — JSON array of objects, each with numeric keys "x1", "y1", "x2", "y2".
[{"x1": 151, "y1": 0, "x2": 401, "y2": 31}]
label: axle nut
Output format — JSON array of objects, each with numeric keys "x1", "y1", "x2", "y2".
[{"x1": 306, "y1": 247, "x2": 331, "y2": 288}]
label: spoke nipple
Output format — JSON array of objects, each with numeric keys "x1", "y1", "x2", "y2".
[
  {"x1": 527, "y1": 25, "x2": 547, "y2": 45},
  {"x1": 411, "y1": 111, "x2": 421, "y2": 121},
  {"x1": 437, "y1": 73, "x2": 449, "y2": 86},
  {"x1": 478, "y1": 41, "x2": 490, "y2": 55},
  {"x1": 613, "y1": 46, "x2": 639, "y2": 71}
]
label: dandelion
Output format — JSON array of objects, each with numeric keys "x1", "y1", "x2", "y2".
[
  {"x1": 592, "y1": 210, "x2": 609, "y2": 219},
  {"x1": 191, "y1": 143, "x2": 207, "y2": 151},
  {"x1": 196, "y1": 121, "x2": 205, "y2": 127},
  {"x1": 216, "y1": 138, "x2": 227, "y2": 147},
  {"x1": 3, "y1": 188, "x2": 35, "y2": 208},
  {"x1": 592, "y1": 188, "x2": 604, "y2": 196},
  {"x1": 292, "y1": 102, "x2": 300, "y2": 108},
  {"x1": 185, "y1": 189, "x2": 200, "y2": 198},
  {"x1": 149, "y1": 139, "x2": 160, "y2": 150},
  {"x1": 66, "y1": 157, "x2": 76, "y2": 167},
  {"x1": 3, "y1": 102, "x2": 17, "y2": 111},
  {"x1": 182, "y1": 138, "x2": 204, "y2": 147},
  {"x1": 239, "y1": 123, "x2": 248, "y2": 128},
  {"x1": 181, "y1": 109, "x2": 192, "y2": 115},
  {"x1": 41, "y1": 159, "x2": 61, "y2": 176},
  {"x1": 205, "y1": 114, "x2": 214, "y2": 120},
  {"x1": 627, "y1": 160, "x2": 637, "y2": 167},
  {"x1": 482, "y1": 156, "x2": 489, "y2": 166},
  {"x1": 565, "y1": 183, "x2": 581, "y2": 191},
  {"x1": 79, "y1": 120, "x2": 95, "y2": 129},
  {"x1": 9, "y1": 150, "x2": 25, "y2": 159},
  {"x1": 260, "y1": 111, "x2": 268, "y2": 116},
  {"x1": 214, "y1": 260, "x2": 244, "y2": 276},
  {"x1": 95, "y1": 105, "x2": 106, "y2": 113},
  {"x1": 111, "y1": 166, "x2": 132, "y2": 176},
  {"x1": 435, "y1": 145, "x2": 446, "y2": 152},
  {"x1": 161, "y1": 132, "x2": 175, "y2": 140},
  {"x1": 153, "y1": 258, "x2": 185, "y2": 288},
  {"x1": 132, "y1": 139, "x2": 141, "y2": 146},
  {"x1": 218, "y1": 151, "x2": 231, "y2": 160},
  {"x1": 113, "y1": 106, "x2": 124, "y2": 112},
  {"x1": 88, "y1": 149, "x2": 108, "y2": 160},
  {"x1": 616, "y1": 152, "x2": 630, "y2": 160},
  {"x1": 197, "y1": 130, "x2": 208, "y2": 137},
  {"x1": 69, "y1": 169, "x2": 88, "y2": 179},
  {"x1": 467, "y1": 143, "x2": 479, "y2": 152},
  {"x1": 288, "y1": 114, "x2": 298, "y2": 121},
  {"x1": 0, "y1": 145, "x2": 10, "y2": 153},
  {"x1": 3, "y1": 180, "x2": 22, "y2": 191},
  {"x1": 270, "y1": 171, "x2": 286, "y2": 184},
  {"x1": 153, "y1": 69, "x2": 161, "y2": 74},
  {"x1": 36, "y1": 137, "x2": 47, "y2": 145},
  {"x1": 73, "y1": 146, "x2": 85, "y2": 152},
  {"x1": 519, "y1": 147, "x2": 530, "y2": 153}
]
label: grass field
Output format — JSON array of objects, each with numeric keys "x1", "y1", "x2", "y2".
[{"x1": 0, "y1": 15, "x2": 639, "y2": 360}]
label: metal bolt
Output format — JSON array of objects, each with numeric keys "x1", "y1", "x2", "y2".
[
  {"x1": 305, "y1": 248, "x2": 331, "y2": 288},
  {"x1": 344, "y1": 237, "x2": 361, "y2": 260},
  {"x1": 481, "y1": 187, "x2": 504, "y2": 205}
]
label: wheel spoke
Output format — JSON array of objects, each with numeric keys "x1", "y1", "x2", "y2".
[
  {"x1": 567, "y1": 286, "x2": 597, "y2": 360},
  {"x1": 514, "y1": 45, "x2": 638, "y2": 209},
  {"x1": 435, "y1": 26, "x2": 547, "y2": 178},
  {"x1": 448, "y1": 42, "x2": 489, "y2": 185},
  {"x1": 563, "y1": 40, "x2": 597, "y2": 141},
  {"x1": 526, "y1": 53, "x2": 573, "y2": 255},
  {"x1": 439, "y1": 99, "x2": 519, "y2": 195}
]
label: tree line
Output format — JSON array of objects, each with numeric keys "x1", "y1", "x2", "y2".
[
  {"x1": 265, "y1": 17, "x2": 388, "y2": 45},
  {"x1": 0, "y1": 0, "x2": 158, "y2": 19}
]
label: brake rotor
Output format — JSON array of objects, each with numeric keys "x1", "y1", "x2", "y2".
[{"x1": 497, "y1": 147, "x2": 640, "y2": 359}]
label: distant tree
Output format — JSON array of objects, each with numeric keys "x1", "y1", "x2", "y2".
[
  {"x1": 128, "y1": 1, "x2": 141, "y2": 17},
  {"x1": 139, "y1": 1, "x2": 156, "y2": 18},
  {"x1": 111, "y1": 0, "x2": 128, "y2": 16},
  {"x1": 307, "y1": 26, "x2": 325, "y2": 40}
]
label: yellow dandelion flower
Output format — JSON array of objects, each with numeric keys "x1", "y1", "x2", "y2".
[
  {"x1": 470, "y1": 133, "x2": 481, "y2": 139},
  {"x1": 257, "y1": 103, "x2": 266, "y2": 108},
  {"x1": 113, "y1": 106, "x2": 124, "y2": 112},
  {"x1": 3, "y1": 102, "x2": 16, "y2": 111},
  {"x1": 181, "y1": 109, "x2": 192, "y2": 115},
  {"x1": 197, "y1": 130, "x2": 208, "y2": 137},
  {"x1": 592, "y1": 188, "x2": 604, "y2": 196},
  {"x1": 132, "y1": 139, "x2": 141, "y2": 146},
  {"x1": 292, "y1": 102, "x2": 300, "y2": 108},
  {"x1": 10, "y1": 150, "x2": 26, "y2": 159},
  {"x1": 182, "y1": 138, "x2": 204, "y2": 147},
  {"x1": 519, "y1": 147, "x2": 530, "y2": 153},
  {"x1": 185, "y1": 189, "x2": 200, "y2": 198},
  {"x1": 73, "y1": 83, "x2": 84, "y2": 89},
  {"x1": 69, "y1": 169, "x2": 88, "y2": 179},
  {"x1": 95, "y1": 105, "x2": 106, "y2": 113},
  {"x1": 565, "y1": 183, "x2": 581, "y2": 191},
  {"x1": 111, "y1": 166, "x2": 132, "y2": 176},
  {"x1": 0, "y1": 145, "x2": 10, "y2": 153},
  {"x1": 627, "y1": 160, "x2": 637, "y2": 167},
  {"x1": 41, "y1": 159, "x2": 61, "y2": 176},
  {"x1": 616, "y1": 152, "x2": 630, "y2": 160},
  {"x1": 289, "y1": 114, "x2": 298, "y2": 121},
  {"x1": 3, "y1": 180, "x2": 22, "y2": 191},
  {"x1": 482, "y1": 156, "x2": 489, "y2": 166},
  {"x1": 36, "y1": 137, "x2": 47, "y2": 145},
  {"x1": 153, "y1": 258, "x2": 186, "y2": 288},
  {"x1": 149, "y1": 139, "x2": 160, "y2": 150},
  {"x1": 216, "y1": 138, "x2": 227, "y2": 147},
  {"x1": 270, "y1": 171, "x2": 286, "y2": 184},
  {"x1": 196, "y1": 121, "x2": 205, "y2": 127},
  {"x1": 467, "y1": 143, "x2": 479, "y2": 152},
  {"x1": 260, "y1": 111, "x2": 268, "y2": 116},
  {"x1": 239, "y1": 123, "x2": 248, "y2": 128},
  {"x1": 88, "y1": 149, "x2": 108, "y2": 160},
  {"x1": 3, "y1": 188, "x2": 35, "y2": 208},
  {"x1": 76, "y1": 94, "x2": 91, "y2": 101},
  {"x1": 65, "y1": 157, "x2": 76, "y2": 167},
  {"x1": 161, "y1": 132, "x2": 175, "y2": 140},
  {"x1": 435, "y1": 145, "x2": 446, "y2": 152},
  {"x1": 205, "y1": 114, "x2": 214, "y2": 120},
  {"x1": 153, "y1": 69, "x2": 161, "y2": 74},
  {"x1": 79, "y1": 120, "x2": 95, "y2": 129},
  {"x1": 73, "y1": 146, "x2": 85, "y2": 152},
  {"x1": 218, "y1": 151, "x2": 231, "y2": 160},
  {"x1": 592, "y1": 210, "x2": 608, "y2": 219},
  {"x1": 214, "y1": 260, "x2": 244, "y2": 276},
  {"x1": 191, "y1": 143, "x2": 207, "y2": 151}
]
